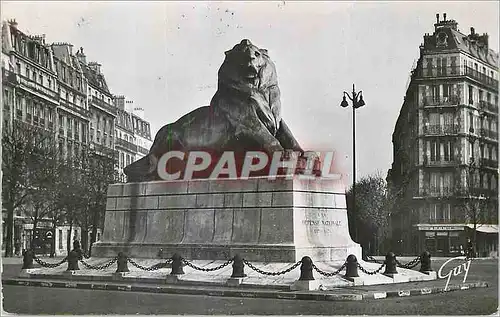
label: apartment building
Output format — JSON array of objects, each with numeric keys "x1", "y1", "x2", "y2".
[{"x1": 388, "y1": 14, "x2": 498, "y2": 257}]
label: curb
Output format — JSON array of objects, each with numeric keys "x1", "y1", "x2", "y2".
[
  {"x1": 363, "y1": 282, "x2": 489, "y2": 300},
  {"x1": 2, "y1": 278, "x2": 488, "y2": 302}
]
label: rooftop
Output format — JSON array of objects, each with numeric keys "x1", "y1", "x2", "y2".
[{"x1": 421, "y1": 13, "x2": 498, "y2": 67}]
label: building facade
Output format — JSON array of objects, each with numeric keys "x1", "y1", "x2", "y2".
[
  {"x1": 112, "y1": 96, "x2": 153, "y2": 181},
  {"x1": 388, "y1": 14, "x2": 499, "y2": 257},
  {"x1": 113, "y1": 95, "x2": 137, "y2": 182},
  {"x1": 2, "y1": 20, "x2": 153, "y2": 256},
  {"x1": 131, "y1": 106, "x2": 152, "y2": 161}
]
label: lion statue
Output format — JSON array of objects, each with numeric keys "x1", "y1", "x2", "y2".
[{"x1": 124, "y1": 39, "x2": 315, "y2": 182}]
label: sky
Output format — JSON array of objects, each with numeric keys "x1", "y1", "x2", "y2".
[{"x1": 2, "y1": 1, "x2": 499, "y2": 184}]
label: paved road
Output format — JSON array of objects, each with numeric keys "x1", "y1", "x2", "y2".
[{"x1": 2, "y1": 285, "x2": 498, "y2": 315}]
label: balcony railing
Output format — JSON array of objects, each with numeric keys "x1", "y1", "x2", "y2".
[
  {"x1": 428, "y1": 218, "x2": 457, "y2": 224},
  {"x1": 422, "y1": 186, "x2": 455, "y2": 197},
  {"x1": 423, "y1": 124, "x2": 459, "y2": 135},
  {"x1": 17, "y1": 73, "x2": 58, "y2": 100},
  {"x1": 417, "y1": 66, "x2": 499, "y2": 90},
  {"x1": 116, "y1": 138, "x2": 138, "y2": 152},
  {"x1": 420, "y1": 66, "x2": 460, "y2": 78},
  {"x1": 479, "y1": 100, "x2": 499, "y2": 113},
  {"x1": 59, "y1": 99, "x2": 91, "y2": 117},
  {"x1": 480, "y1": 158, "x2": 498, "y2": 168},
  {"x1": 479, "y1": 128, "x2": 498, "y2": 140},
  {"x1": 464, "y1": 66, "x2": 499, "y2": 90},
  {"x1": 423, "y1": 156, "x2": 459, "y2": 167},
  {"x1": 137, "y1": 145, "x2": 149, "y2": 155},
  {"x1": 455, "y1": 187, "x2": 498, "y2": 198},
  {"x1": 91, "y1": 96, "x2": 117, "y2": 115},
  {"x1": 422, "y1": 95, "x2": 460, "y2": 107}
]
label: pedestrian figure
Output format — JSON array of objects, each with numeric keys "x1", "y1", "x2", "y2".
[
  {"x1": 14, "y1": 239, "x2": 21, "y2": 256},
  {"x1": 466, "y1": 238, "x2": 474, "y2": 260}
]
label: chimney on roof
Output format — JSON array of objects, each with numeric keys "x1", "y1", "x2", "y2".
[
  {"x1": 470, "y1": 27, "x2": 475, "y2": 35},
  {"x1": 88, "y1": 61, "x2": 101, "y2": 74},
  {"x1": 436, "y1": 14, "x2": 439, "y2": 24},
  {"x1": 76, "y1": 47, "x2": 86, "y2": 64},
  {"x1": 8, "y1": 19, "x2": 18, "y2": 29},
  {"x1": 443, "y1": 13, "x2": 446, "y2": 21},
  {"x1": 113, "y1": 95, "x2": 126, "y2": 110}
]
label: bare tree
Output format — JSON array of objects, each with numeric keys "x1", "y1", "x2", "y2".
[
  {"x1": 78, "y1": 148, "x2": 118, "y2": 256},
  {"x1": 346, "y1": 172, "x2": 391, "y2": 256},
  {"x1": 2, "y1": 120, "x2": 56, "y2": 257},
  {"x1": 457, "y1": 159, "x2": 498, "y2": 257}
]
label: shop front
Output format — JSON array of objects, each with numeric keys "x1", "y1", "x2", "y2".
[{"x1": 415, "y1": 224, "x2": 466, "y2": 257}]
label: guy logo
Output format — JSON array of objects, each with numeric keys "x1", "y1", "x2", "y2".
[{"x1": 438, "y1": 256, "x2": 472, "y2": 292}]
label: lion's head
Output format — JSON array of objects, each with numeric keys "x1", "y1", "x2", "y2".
[{"x1": 217, "y1": 39, "x2": 278, "y2": 93}]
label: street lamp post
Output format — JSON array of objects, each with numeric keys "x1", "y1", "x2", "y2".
[{"x1": 340, "y1": 84, "x2": 365, "y2": 243}]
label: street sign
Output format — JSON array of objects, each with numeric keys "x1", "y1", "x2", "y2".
[{"x1": 45, "y1": 231, "x2": 53, "y2": 239}]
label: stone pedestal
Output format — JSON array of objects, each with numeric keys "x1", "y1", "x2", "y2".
[{"x1": 92, "y1": 176, "x2": 361, "y2": 262}]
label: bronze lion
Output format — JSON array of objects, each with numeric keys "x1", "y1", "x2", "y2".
[{"x1": 124, "y1": 39, "x2": 313, "y2": 182}]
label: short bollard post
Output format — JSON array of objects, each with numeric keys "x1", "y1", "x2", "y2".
[
  {"x1": 116, "y1": 252, "x2": 130, "y2": 273},
  {"x1": 73, "y1": 240, "x2": 83, "y2": 260},
  {"x1": 66, "y1": 250, "x2": 80, "y2": 271},
  {"x1": 170, "y1": 253, "x2": 184, "y2": 275},
  {"x1": 419, "y1": 251, "x2": 432, "y2": 273},
  {"x1": 298, "y1": 256, "x2": 314, "y2": 281},
  {"x1": 166, "y1": 253, "x2": 184, "y2": 283},
  {"x1": 291, "y1": 256, "x2": 319, "y2": 291},
  {"x1": 383, "y1": 252, "x2": 398, "y2": 276},
  {"x1": 19, "y1": 249, "x2": 35, "y2": 277},
  {"x1": 345, "y1": 254, "x2": 359, "y2": 278},
  {"x1": 227, "y1": 254, "x2": 246, "y2": 286},
  {"x1": 22, "y1": 249, "x2": 34, "y2": 269},
  {"x1": 231, "y1": 254, "x2": 246, "y2": 278}
]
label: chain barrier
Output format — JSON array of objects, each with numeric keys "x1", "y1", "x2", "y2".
[
  {"x1": 357, "y1": 262, "x2": 386, "y2": 275},
  {"x1": 79, "y1": 257, "x2": 118, "y2": 270},
  {"x1": 181, "y1": 258, "x2": 233, "y2": 272},
  {"x1": 32, "y1": 255, "x2": 68, "y2": 268},
  {"x1": 81, "y1": 250, "x2": 91, "y2": 259},
  {"x1": 243, "y1": 259, "x2": 302, "y2": 276},
  {"x1": 395, "y1": 256, "x2": 421, "y2": 269},
  {"x1": 127, "y1": 258, "x2": 173, "y2": 271},
  {"x1": 366, "y1": 255, "x2": 383, "y2": 264},
  {"x1": 312, "y1": 262, "x2": 347, "y2": 277}
]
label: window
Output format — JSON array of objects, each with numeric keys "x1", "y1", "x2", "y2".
[
  {"x1": 468, "y1": 85, "x2": 473, "y2": 104},
  {"x1": 38, "y1": 74, "x2": 43, "y2": 85},
  {"x1": 451, "y1": 57, "x2": 457, "y2": 74},
  {"x1": 58, "y1": 229, "x2": 63, "y2": 249},
  {"x1": 430, "y1": 140, "x2": 438, "y2": 161},
  {"x1": 426, "y1": 58, "x2": 433, "y2": 76},
  {"x1": 443, "y1": 84, "x2": 450, "y2": 98},
  {"x1": 429, "y1": 204, "x2": 437, "y2": 222},
  {"x1": 430, "y1": 173, "x2": 440, "y2": 192},
  {"x1": 479, "y1": 90, "x2": 483, "y2": 102},
  {"x1": 16, "y1": 62, "x2": 20, "y2": 74}
]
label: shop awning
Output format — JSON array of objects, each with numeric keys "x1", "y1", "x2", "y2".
[{"x1": 465, "y1": 224, "x2": 499, "y2": 234}]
